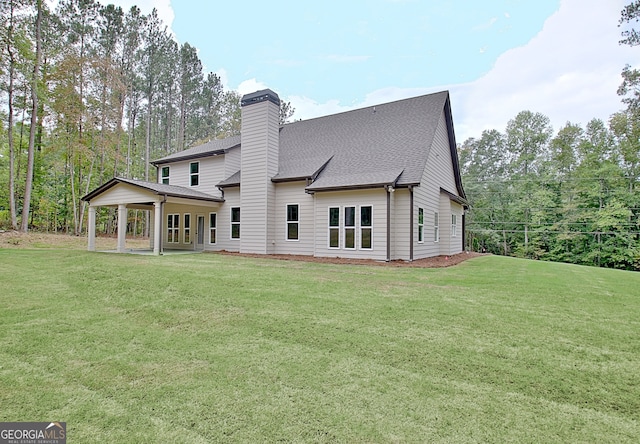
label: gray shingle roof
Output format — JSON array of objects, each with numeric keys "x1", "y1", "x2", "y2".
[
  {"x1": 145, "y1": 90, "x2": 464, "y2": 198},
  {"x1": 82, "y1": 177, "x2": 224, "y2": 202},
  {"x1": 280, "y1": 91, "x2": 450, "y2": 191},
  {"x1": 217, "y1": 170, "x2": 241, "y2": 188},
  {"x1": 151, "y1": 135, "x2": 241, "y2": 165}
]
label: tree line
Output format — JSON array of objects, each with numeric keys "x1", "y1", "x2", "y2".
[
  {"x1": 0, "y1": 0, "x2": 293, "y2": 236},
  {"x1": 460, "y1": 2, "x2": 640, "y2": 271},
  {"x1": 1, "y1": 1, "x2": 638, "y2": 270}
]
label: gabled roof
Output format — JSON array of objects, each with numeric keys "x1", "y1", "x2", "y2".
[
  {"x1": 148, "y1": 90, "x2": 465, "y2": 199},
  {"x1": 281, "y1": 91, "x2": 452, "y2": 192},
  {"x1": 217, "y1": 170, "x2": 241, "y2": 188},
  {"x1": 81, "y1": 177, "x2": 224, "y2": 203},
  {"x1": 151, "y1": 135, "x2": 241, "y2": 165}
]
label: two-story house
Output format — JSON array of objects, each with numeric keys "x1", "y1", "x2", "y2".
[{"x1": 82, "y1": 88, "x2": 468, "y2": 260}]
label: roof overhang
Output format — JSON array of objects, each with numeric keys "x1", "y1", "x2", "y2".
[
  {"x1": 441, "y1": 187, "x2": 469, "y2": 208},
  {"x1": 151, "y1": 147, "x2": 232, "y2": 166},
  {"x1": 272, "y1": 156, "x2": 334, "y2": 184},
  {"x1": 305, "y1": 169, "x2": 404, "y2": 193},
  {"x1": 82, "y1": 178, "x2": 224, "y2": 205}
]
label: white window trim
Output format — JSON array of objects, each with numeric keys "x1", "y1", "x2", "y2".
[
  {"x1": 161, "y1": 166, "x2": 170, "y2": 184},
  {"x1": 451, "y1": 214, "x2": 457, "y2": 237},
  {"x1": 434, "y1": 211, "x2": 440, "y2": 243},
  {"x1": 286, "y1": 203, "x2": 300, "y2": 241},
  {"x1": 328, "y1": 207, "x2": 340, "y2": 249},
  {"x1": 230, "y1": 207, "x2": 240, "y2": 240},
  {"x1": 167, "y1": 213, "x2": 180, "y2": 244},
  {"x1": 189, "y1": 161, "x2": 199, "y2": 187},
  {"x1": 183, "y1": 213, "x2": 191, "y2": 244},
  {"x1": 209, "y1": 212, "x2": 217, "y2": 245},
  {"x1": 359, "y1": 205, "x2": 373, "y2": 250},
  {"x1": 343, "y1": 205, "x2": 356, "y2": 250},
  {"x1": 418, "y1": 207, "x2": 424, "y2": 244}
]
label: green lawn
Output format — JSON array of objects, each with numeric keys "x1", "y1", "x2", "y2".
[{"x1": 0, "y1": 249, "x2": 639, "y2": 443}]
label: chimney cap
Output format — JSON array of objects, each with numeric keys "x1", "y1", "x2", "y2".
[{"x1": 241, "y1": 89, "x2": 280, "y2": 107}]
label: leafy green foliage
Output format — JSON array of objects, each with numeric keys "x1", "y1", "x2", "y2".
[
  {"x1": 463, "y1": 115, "x2": 640, "y2": 270},
  {"x1": 1, "y1": 0, "x2": 275, "y2": 235}
]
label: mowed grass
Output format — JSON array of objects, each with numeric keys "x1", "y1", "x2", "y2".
[{"x1": 0, "y1": 249, "x2": 639, "y2": 443}]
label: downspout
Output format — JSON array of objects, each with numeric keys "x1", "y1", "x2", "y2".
[
  {"x1": 160, "y1": 194, "x2": 166, "y2": 255},
  {"x1": 462, "y1": 211, "x2": 466, "y2": 252},
  {"x1": 386, "y1": 185, "x2": 392, "y2": 262},
  {"x1": 409, "y1": 185, "x2": 414, "y2": 262}
]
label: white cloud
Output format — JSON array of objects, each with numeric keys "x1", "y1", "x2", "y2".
[
  {"x1": 237, "y1": 79, "x2": 269, "y2": 96},
  {"x1": 287, "y1": 0, "x2": 634, "y2": 142},
  {"x1": 451, "y1": 0, "x2": 633, "y2": 141}
]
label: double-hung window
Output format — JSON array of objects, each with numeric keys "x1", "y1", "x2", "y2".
[
  {"x1": 167, "y1": 214, "x2": 179, "y2": 243},
  {"x1": 286, "y1": 204, "x2": 299, "y2": 240},
  {"x1": 183, "y1": 214, "x2": 191, "y2": 244},
  {"x1": 161, "y1": 166, "x2": 170, "y2": 184},
  {"x1": 190, "y1": 162, "x2": 199, "y2": 186},
  {"x1": 360, "y1": 206, "x2": 372, "y2": 249},
  {"x1": 344, "y1": 206, "x2": 356, "y2": 249},
  {"x1": 451, "y1": 214, "x2": 457, "y2": 237},
  {"x1": 231, "y1": 207, "x2": 240, "y2": 239},
  {"x1": 329, "y1": 207, "x2": 340, "y2": 248},
  {"x1": 418, "y1": 208, "x2": 424, "y2": 243},
  {"x1": 209, "y1": 213, "x2": 217, "y2": 244},
  {"x1": 434, "y1": 212, "x2": 440, "y2": 242}
]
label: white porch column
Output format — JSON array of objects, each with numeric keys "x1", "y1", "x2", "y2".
[
  {"x1": 117, "y1": 204, "x2": 127, "y2": 253},
  {"x1": 153, "y1": 201, "x2": 162, "y2": 256},
  {"x1": 88, "y1": 206, "x2": 97, "y2": 251}
]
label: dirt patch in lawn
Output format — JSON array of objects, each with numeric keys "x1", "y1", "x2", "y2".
[{"x1": 217, "y1": 250, "x2": 485, "y2": 268}]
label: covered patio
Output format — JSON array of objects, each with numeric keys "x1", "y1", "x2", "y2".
[{"x1": 81, "y1": 177, "x2": 223, "y2": 255}]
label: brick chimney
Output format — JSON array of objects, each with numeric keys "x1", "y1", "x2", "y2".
[{"x1": 239, "y1": 89, "x2": 280, "y2": 254}]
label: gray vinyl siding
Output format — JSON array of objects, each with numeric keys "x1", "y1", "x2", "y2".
[
  {"x1": 313, "y1": 189, "x2": 388, "y2": 261},
  {"x1": 224, "y1": 145, "x2": 241, "y2": 178},
  {"x1": 219, "y1": 188, "x2": 240, "y2": 252},
  {"x1": 274, "y1": 182, "x2": 315, "y2": 255},
  {"x1": 438, "y1": 193, "x2": 452, "y2": 255},
  {"x1": 448, "y1": 201, "x2": 464, "y2": 255},
  {"x1": 160, "y1": 156, "x2": 225, "y2": 198},
  {"x1": 392, "y1": 189, "x2": 411, "y2": 261},
  {"x1": 413, "y1": 110, "x2": 460, "y2": 259},
  {"x1": 89, "y1": 183, "x2": 159, "y2": 207},
  {"x1": 240, "y1": 99, "x2": 280, "y2": 254}
]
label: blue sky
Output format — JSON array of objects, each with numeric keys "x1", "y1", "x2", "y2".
[{"x1": 100, "y1": 0, "x2": 634, "y2": 141}]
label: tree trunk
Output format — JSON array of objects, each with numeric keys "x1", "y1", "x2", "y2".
[
  {"x1": 21, "y1": 0, "x2": 43, "y2": 233},
  {"x1": 7, "y1": 36, "x2": 18, "y2": 230}
]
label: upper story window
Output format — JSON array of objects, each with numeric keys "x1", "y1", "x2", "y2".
[
  {"x1": 190, "y1": 162, "x2": 199, "y2": 186},
  {"x1": 286, "y1": 204, "x2": 299, "y2": 241},
  {"x1": 161, "y1": 166, "x2": 170, "y2": 184},
  {"x1": 418, "y1": 208, "x2": 424, "y2": 243}
]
